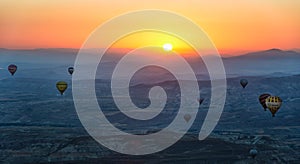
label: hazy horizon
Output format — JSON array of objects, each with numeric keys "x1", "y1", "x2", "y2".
[{"x1": 1, "y1": 47, "x2": 300, "y2": 57}]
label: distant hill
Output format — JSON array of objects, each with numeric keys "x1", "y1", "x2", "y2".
[
  {"x1": 227, "y1": 49, "x2": 300, "y2": 60},
  {"x1": 222, "y1": 49, "x2": 300, "y2": 77},
  {"x1": 0, "y1": 48, "x2": 299, "y2": 80}
]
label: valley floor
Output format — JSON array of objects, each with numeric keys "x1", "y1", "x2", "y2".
[{"x1": 0, "y1": 126, "x2": 299, "y2": 163}]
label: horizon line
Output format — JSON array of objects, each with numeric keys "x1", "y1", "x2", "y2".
[{"x1": 1, "y1": 47, "x2": 300, "y2": 57}]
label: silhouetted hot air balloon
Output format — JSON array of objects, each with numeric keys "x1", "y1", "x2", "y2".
[
  {"x1": 249, "y1": 148, "x2": 258, "y2": 159},
  {"x1": 8, "y1": 64, "x2": 17, "y2": 76},
  {"x1": 68, "y1": 67, "x2": 74, "y2": 75},
  {"x1": 240, "y1": 79, "x2": 248, "y2": 88},
  {"x1": 265, "y1": 96, "x2": 282, "y2": 117},
  {"x1": 259, "y1": 93, "x2": 271, "y2": 111},
  {"x1": 198, "y1": 98, "x2": 204, "y2": 105},
  {"x1": 184, "y1": 114, "x2": 191, "y2": 122},
  {"x1": 56, "y1": 81, "x2": 68, "y2": 95}
]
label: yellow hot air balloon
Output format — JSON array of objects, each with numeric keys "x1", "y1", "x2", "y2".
[
  {"x1": 265, "y1": 96, "x2": 282, "y2": 117},
  {"x1": 56, "y1": 81, "x2": 68, "y2": 95}
]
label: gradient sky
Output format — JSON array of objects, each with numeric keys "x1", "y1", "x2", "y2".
[{"x1": 1, "y1": 0, "x2": 299, "y2": 55}]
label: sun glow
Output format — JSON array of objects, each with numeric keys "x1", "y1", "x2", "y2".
[
  {"x1": 108, "y1": 31, "x2": 194, "y2": 54},
  {"x1": 1, "y1": 1, "x2": 299, "y2": 53},
  {"x1": 163, "y1": 43, "x2": 173, "y2": 52}
]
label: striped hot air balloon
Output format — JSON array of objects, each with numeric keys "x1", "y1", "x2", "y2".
[{"x1": 259, "y1": 93, "x2": 271, "y2": 111}]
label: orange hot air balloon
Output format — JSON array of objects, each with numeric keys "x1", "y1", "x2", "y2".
[
  {"x1": 56, "y1": 81, "x2": 68, "y2": 95},
  {"x1": 8, "y1": 64, "x2": 17, "y2": 76}
]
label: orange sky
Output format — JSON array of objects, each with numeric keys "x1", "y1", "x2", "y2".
[{"x1": 0, "y1": 0, "x2": 299, "y2": 55}]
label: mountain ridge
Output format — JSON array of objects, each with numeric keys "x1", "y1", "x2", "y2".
[
  {"x1": 1, "y1": 48, "x2": 300, "y2": 58},
  {"x1": 226, "y1": 48, "x2": 300, "y2": 59}
]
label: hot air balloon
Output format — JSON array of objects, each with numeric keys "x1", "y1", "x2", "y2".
[
  {"x1": 259, "y1": 93, "x2": 271, "y2": 111},
  {"x1": 240, "y1": 79, "x2": 248, "y2": 88},
  {"x1": 56, "y1": 81, "x2": 68, "y2": 95},
  {"x1": 198, "y1": 98, "x2": 204, "y2": 105},
  {"x1": 249, "y1": 148, "x2": 258, "y2": 159},
  {"x1": 8, "y1": 64, "x2": 17, "y2": 76},
  {"x1": 184, "y1": 114, "x2": 191, "y2": 122},
  {"x1": 265, "y1": 96, "x2": 282, "y2": 117},
  {"x1": 68, "y1": 67, "x2": 74, "y2": 75}
]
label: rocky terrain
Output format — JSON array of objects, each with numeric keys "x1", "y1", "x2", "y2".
[{"x1": 0, "y1": 74, "x2": 299, "y2": 163}]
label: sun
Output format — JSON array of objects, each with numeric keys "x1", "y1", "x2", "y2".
[{"x1": 163, "y1": 43, "x2": 173, "y2": 51}]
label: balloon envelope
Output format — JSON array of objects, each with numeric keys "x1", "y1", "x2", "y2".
[
  {"x1": 249, "y1": 148, "x2": 258, "y2": 159},
  {"x1": 184, "y1": 114, "x2": 191, "y2": 122},
  {"x1": 259, "y1": 93, "x2": 271, "y2": 111},
  {"x1": 68, "y1": 67, "x2": 74, "y2": 75},
  {"x1": 198, "y1": 98, "x2": 204, "y2": 105},
  {"x1": 8, "y1": 64, "x2": 17, "y2": 76},
  {"x1": 56, "y1": 81, "x2": 68, "y2": 95},
  {"x1": 265, "y1": 96, "x2": 282, "y2": 117},
  {"x1": 240, "y1": 79, "x2": 248, "y2": 88}
]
